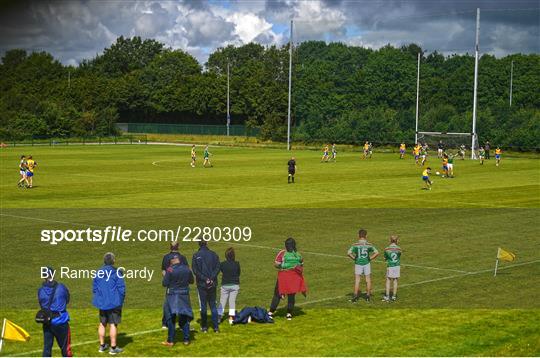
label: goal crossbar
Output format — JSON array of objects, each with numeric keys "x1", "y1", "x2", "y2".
[{"x1": 417, "y1": 131, "x2": 473, "y2": 136}]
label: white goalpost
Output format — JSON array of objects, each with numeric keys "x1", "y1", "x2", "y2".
[{"x1": 415, "y1": 8, "x2": 481, "y2": 159}]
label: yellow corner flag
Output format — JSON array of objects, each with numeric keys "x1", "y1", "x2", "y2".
[
  {"x1": 494, "y1": 248, "x2": 516, "y2": 276},
  {"x1": 497, "y1": 248, "x2": 516, "y2": 262},
  {"x1": 0, "y1": 318, "x2": 30, "y2": 352}
]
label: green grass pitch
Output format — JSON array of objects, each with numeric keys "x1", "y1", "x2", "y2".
[{"x1": 0, "y1": 144, "x2": 539, "y2": 356}]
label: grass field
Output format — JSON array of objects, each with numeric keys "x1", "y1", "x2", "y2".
[{"x1": 0, "y1": 144, "x2": 539, "y2": 356}]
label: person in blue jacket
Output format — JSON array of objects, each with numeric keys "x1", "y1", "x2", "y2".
[
  {"x1": 92, "y1": 252, "x2": 125, "y2": 355},
  {"x1": 191, "y1": 241, "x2": 220, "y2": 333},
  {"x1": 38, "y1": 267, "x2": 72, "y2": 357},
  {"x1": 161, "y1": 256, "x2": 194, "y2": 346}
]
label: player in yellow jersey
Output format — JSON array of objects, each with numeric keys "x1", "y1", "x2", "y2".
[
  {"x1": 413, "y1": 144, "x2": 421, "y2": 165},
  {"x1": 190, "y1": 145, "x2": 196, "y2": 167},
  {"x1": 422, "y1": 167, "x2": 432, "y2": 190},
  {"x1": 441, "y1": 154, "x2": 449, "y2": 177},
  {"x1": 362, "y1": 141, "x2": 369, "y2": 159},
  {"x1": 399, "y1": 143, "x2": 406, "y2": 159},
  {"x1": 321, "y1": 145, "x2": 329, "y2": 162},
  {"x1": 495, "y1": 147, "x2": 502, "y2": 167},
  {"x1": 26, "y1": 155, "x2": 37, "y2": 188}
]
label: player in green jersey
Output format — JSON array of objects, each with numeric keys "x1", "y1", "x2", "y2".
[
  {"x1": 382, "y1": 235, "x2": 401, "y2": 302},
  {"x1": 347, "y1": 229, "x2": 379, "y2": 302},
  {"x1": 478, "y1": 147, "x2": 485, "y2": 165},
  {"x1": 203, "y1": 145, "x2": 212, "y2": 167}
]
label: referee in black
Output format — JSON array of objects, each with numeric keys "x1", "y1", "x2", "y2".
[{"x1": 287, "y1": 157, "x2": 296, "y2": 184}]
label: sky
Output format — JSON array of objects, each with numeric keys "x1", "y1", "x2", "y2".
[{"x1": 0, "y1": 0, "x2": 538, "y2": 66}]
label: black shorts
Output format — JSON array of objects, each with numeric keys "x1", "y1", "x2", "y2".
[
  {"x1": 288, "y1": 169, "x2": 295, "y2": 175},
  {"x1": 99, "y1": 307, "x2": 122, "y2": 325}
]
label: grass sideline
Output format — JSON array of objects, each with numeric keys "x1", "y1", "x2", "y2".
[{"x1": 0, "y1": 144, "x2": 539, "y2": 356}]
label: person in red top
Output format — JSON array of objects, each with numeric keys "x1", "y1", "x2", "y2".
[{"x1": 268, "y1": 238, "x2": 306, "y2": 321}]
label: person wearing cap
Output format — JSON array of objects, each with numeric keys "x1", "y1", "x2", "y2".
[
  {"x1": 38, "y1": 267, "x2": 72, "y2": 357},
  {"x1": 92, "y1": 252, "x2": 125, "y2": 355},
  {"x1": 160, "y1": 242, "x2": 188, "y2": 329}
]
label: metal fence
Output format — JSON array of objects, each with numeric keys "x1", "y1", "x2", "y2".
[
  {"x1": 120, "y1": 123, "x2": 260, "y2": 137},
  {"x1": 2, "y1": 135, "x2": 148, "y2": 147}
]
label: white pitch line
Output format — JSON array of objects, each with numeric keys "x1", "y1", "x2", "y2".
[
  {"x1": 297, "y1": 258, "x2": 540, "y2": 306},
  {"x1": 11, "y1": 328, "x2": 163, "y2": 357},
  {"x1": 0, "y1": 213, "x2": 472, "y2": 274}
]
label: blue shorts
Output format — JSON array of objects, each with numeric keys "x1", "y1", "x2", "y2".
[
  {"x1": 443, "y1": 165, "x2": 448, "y2": 170},
  {"x1": 495, "y1": 154, "x2": 500, "y2": 159},
  {"x1": 400, "y1": 149, "x2": 405, "y2": 154},
  {"x1": 26, "y1": 172, "x2": 34, "y2": 177},
  {"x1": 422, "y1": 176, "x2": 429, "y2": 181}
]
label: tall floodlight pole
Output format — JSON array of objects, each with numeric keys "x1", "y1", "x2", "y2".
[
  {"x1": 414, "y1": 52, "x2": 420, "y2": 145},
  {"x1": 287, "y1": 19, "x2": 293, "y2": 151},
  {"x1": 227, "y1": 60, "x2": 230, "y2": 136},
  {"x1": 471, "y1": 8, "x2": 480, "y2": 159},
  {"x1": 509, "y1": 60, "x2": 514, "y2": 107}
]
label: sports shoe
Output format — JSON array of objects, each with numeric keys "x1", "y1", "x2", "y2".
[
  {"x1": 109, "y1": 347, "x2": 123, "y2": 355},
  {"x1": 183, "y1": 340, "x2": 190, "y2": 346},
  {"x1": 98, "y1": 344, "x2": 109, "y2": 353},
  {"x1": 201, "y1": 328, "x2": 208, "y2": 333},
  {"x1": 391, "y1": 296, "x2": 397, "y2": 301},
  {"x1": 349, "y1": 296, "x2": 359, "y2": 303},
  {"x1": 161, "y1": 342, "x2": 174, "y2": 347},
  {"x1": 381, "y1": 296, "x2": 390, "y2": 302},
  {"x1": 286, "y1": 313, "x2": 292, "y2": 321},
  {"x1": 365, "y1": 295, "x2": 371, "y2": 302},
  {"x1": 267, "y1": 311, "x2": 274, "y2": 318},
  {"x1": 161, "y1": 326, "x2": 167, "y2": 330}
]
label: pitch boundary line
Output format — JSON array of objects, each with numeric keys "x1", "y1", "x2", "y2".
[
  {"x1": 10, "y1": 259, "x2": 540, "y2": 357},
  {"x1": 297, "y1": 258, "x2": 540, "y2": 306},
  {"x1": 0, "y1": 213, "x2": 473, "y2": 274},
  {"x1": 11, "y1": 328, "x2": 163, "y2": 357}
]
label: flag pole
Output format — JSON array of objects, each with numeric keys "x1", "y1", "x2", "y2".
[
  {"x1": 0, "y1": 318, "x2": 6, "y2": 352},
  {"x1": 494, "y1": 248, "x2": 500, "y2": 277}
]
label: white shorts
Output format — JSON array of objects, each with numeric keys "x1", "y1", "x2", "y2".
[
  {"x1": 355, "y1": 264, "x2": 371, "y2": 276},
  {"x1": 20, "y1": 170, "x2": 26, "y2": 175},
  {"x1": 438, "y1": 149, "x2": 443, "y2": 154},
  {"x1": 386, "y1": 266, "x2": 400, "y2": 278},
  {"x1": 447, "y1": 163, "x2": 453, "y2": 170}
]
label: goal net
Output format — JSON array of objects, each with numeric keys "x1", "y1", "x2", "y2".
[{"x1": 416, "y1": 132, "x2": 479, "y2": 159}]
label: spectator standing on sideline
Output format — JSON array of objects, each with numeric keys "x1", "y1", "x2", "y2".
[
  {"x1": 38, "y1": 267, "x2": 72, "y2": 357},
  {"x1": 161, "y1": 241, "x2": 188, "y2": 329},
  {"x1": 218, "y1": 248, "x2": 241, "y2": 324},
  {"x1": 268, "y1": 237, "x2": 307, "y2": 320},
  {"x1": 192, "y1": 241, "x2": 220, "y2": 333},
  {"x1": 485, "y1": 141, "x2": 491, "y2": 160},
  {"x1": 162, "y1": 256, "x2": 194, "y2": 346},
  {"x1": 92, "y1": 252, "x2": 126, "y2": 355}
]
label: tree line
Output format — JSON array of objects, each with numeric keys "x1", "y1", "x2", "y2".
[{"x1": 1, "y1": 36, "x2": 538, "y2": 148}]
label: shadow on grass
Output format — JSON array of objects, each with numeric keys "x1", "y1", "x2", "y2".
[{"x1": 117, "y1": 332, "x2": 134, "y2": 347}]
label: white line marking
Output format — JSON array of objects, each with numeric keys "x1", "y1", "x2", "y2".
[
  {"x1": 11, "y1": 328, "x2": 163, "y2": 357},
  {"x1": 297, "y1": 259, "x2": 540, "y2": 306}
]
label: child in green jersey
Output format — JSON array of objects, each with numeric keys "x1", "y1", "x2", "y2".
[
  {"x1": 347, "y1": 229, "x2": 379, "y2": 302},
  {"x1": 382, "y1": 235, "x2": 402, "y2": 302}
]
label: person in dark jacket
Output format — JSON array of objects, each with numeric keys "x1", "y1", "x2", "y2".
[
  {"x1": 162, "y1": 256, "x2": 194, "y2": 346},
  {"x1": 92, "y1": 252, "x2": 125, "y2": 355},
  {"x1": 38, "y1": 267, "x2": 72, "y2": 357},
  {"x1": 485, "y1": 141, "x2": 491, "y2": 160},
  {"x1": 161, "y1": 241, "x2": 188, "y2": 328},
  {"x1": 218, "y1": 247, "x2": 241, "y2": 324},
  {"x1": 191, "y1": 241, "x2": 220, "y2": 333}
]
